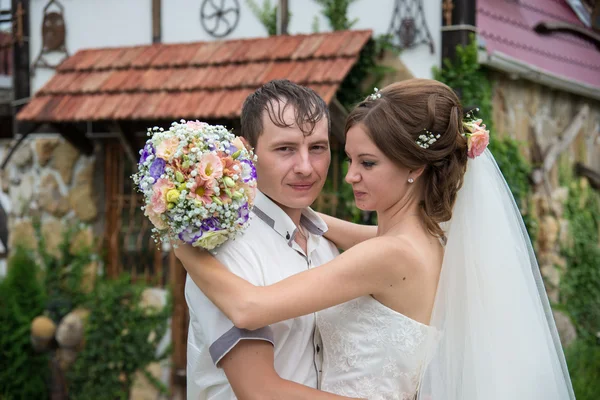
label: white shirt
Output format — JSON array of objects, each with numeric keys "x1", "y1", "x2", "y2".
[{"x1": 185, "y1": 191, "x2": 339, "y2": 400}]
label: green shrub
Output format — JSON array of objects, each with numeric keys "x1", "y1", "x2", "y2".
[
  {"x1": 566, "y1": 339, "x2": 600, "y2": 400},
  {"x1": 67, "y1": 275, "x2": 171, "y2": 400},
  {"x1": 560, "y1": 180, "x2": 600, "y2": 342},
  {"x1": 0, "y1": 247, "x2": 49, "y2": 399}
]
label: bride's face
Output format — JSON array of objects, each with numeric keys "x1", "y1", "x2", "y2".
[{"x1": 344, "y1": 124, "x2": 412, "y2": 211}]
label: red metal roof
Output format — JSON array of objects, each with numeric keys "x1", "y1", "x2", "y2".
[
  {"x1": 17, "y1": 30, "x2": 372, "y2": 123},
  {"x1": 477, "y1": 0, "x2": 600, "y2": 89}
]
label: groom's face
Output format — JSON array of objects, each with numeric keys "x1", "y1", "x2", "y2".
[{"x1": 254, "y1": 101, "x2": 331, "y2": 212}]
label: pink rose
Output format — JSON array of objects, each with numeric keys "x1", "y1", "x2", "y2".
[
  {"x1": 186, "y1": 120, "x2": 208, "y2": 130},
  {"x1": 156, "y1": 137, "x2": 180, "y2": 161},
  {"x1": 150, "y1": 178, "x2": 174, "y2": 214},
  {"x1": 232, "y1": 136, "x2": 246, "y2": 152},
  {"x1": 467, "y1": 126, "x2": 490, "y2": 159},
  {"x1": 464, "y1": 119, "x2": 483, "y2": 134},
  {"x1": 145, "y1": 206, "x2": 167, "y2": 230},
  {"x1": 198, "y1": 153, "x2": 223, "y2": 180}
]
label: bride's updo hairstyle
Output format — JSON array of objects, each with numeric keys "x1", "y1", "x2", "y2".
[{"x1": 345, "y1": 79, "x2": 469, "y2": 239}]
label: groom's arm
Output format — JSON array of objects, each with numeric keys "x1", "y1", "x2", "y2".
[
  {"x1": 185, "y1": 241, "x2": 361, "y2": 400},
  {"x1": 221, "y1": 340, "x2": 363, "y2": 400}
]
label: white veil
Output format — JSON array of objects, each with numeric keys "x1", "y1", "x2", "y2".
[{"x1": 417, "y1": 149, "x2": 575, "y2": 399}]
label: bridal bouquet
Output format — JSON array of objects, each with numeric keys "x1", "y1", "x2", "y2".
[{"x1": 132, "y1": 120, "x2": 258, "y2": 250}]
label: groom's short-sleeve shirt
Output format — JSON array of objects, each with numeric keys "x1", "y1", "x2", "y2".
[{"x1": 185, "y1": 191, "x2": 339, "y2": 400}]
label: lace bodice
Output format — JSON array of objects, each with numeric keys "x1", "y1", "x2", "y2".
[{"x1": 317, "y1": 296, "x2": 439, "y2": 400}]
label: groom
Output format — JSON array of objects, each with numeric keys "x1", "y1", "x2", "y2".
[{"x1": 183, "y1": 80, "x2": 354, "y2": 399}]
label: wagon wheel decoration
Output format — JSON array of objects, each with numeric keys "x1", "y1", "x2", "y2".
[{"x1": 200, "y1": 0, "x2": 240, "y2": 38}]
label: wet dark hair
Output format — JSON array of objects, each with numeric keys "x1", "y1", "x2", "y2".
[
  {"x1": 240, "y1": 79, "x2": 330, "y2": 147},
  {"x1": 346, "y1": 79, "x2": 469, "y2": 240}
]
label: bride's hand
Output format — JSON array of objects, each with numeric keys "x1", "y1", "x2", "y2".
[{"x1": 173, "y1": 242, "x2": 215, "y2": 272}]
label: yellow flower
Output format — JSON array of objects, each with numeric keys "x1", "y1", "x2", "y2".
[
  {"x1": 194, "y1": 230, "x2": 228, "y2": 250},
  {"x1": 166, "y1": 189, "x2": 180, "y2": 203}
]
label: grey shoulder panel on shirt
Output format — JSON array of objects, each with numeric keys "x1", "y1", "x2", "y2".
[{"x1": 209, "y1": 325, "x2": 275, "y2": 366}]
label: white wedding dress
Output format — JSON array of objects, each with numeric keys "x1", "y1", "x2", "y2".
[
  {"x1": 316, "y1": 150, "x2": 574, "y2": 400},
  {"x1": 317, "y1": 296, "x2": 440, "y2": 400}
]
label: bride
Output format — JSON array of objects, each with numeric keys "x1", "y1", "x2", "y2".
[{"x1": 175, "y1": 79, "x2": 574, "y2": 399}]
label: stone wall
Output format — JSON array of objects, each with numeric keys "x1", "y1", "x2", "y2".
[
  {"x1": 490, "y1": 72, "x2": 600, "y2": 177},
  {"x1": 0, "y1": 135, "x2": 101, "y2": 274},
  {"x1": 490, "y1": 73, "x2": 600, "y2": 346}
]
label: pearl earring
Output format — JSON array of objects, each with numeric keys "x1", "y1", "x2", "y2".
[{"x1": 408, "y1": 178, "x2": 414, "y2": 183}]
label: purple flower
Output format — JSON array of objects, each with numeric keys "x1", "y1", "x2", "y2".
[
  {"x1": 238, "y1": 204, "x2": 250, "y2": 224},
  {"x1": 178, "y1": 227, "x2": 203, "y2": 244},
  {"x1": 139, "y1": 142, "x2": 154, "y2": 164},
  {"x1": 228, "y1": 143, "x2": 238, "y2": 154},
  {"x1": 149, "y1": 158, "x2": 166, "y2": 180},
  {"x1": 201, "y1": 217, "x2": 220, "y2": 232},
  {"x1": 240, "y1": 159, "x2": 257, "y2": 183}
]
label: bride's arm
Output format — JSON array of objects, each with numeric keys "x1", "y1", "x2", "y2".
[
  {"x1": 175, "y1": 236, "x2": 406, "y2": 331},
  {"x1": 318, "y1": 213, "x2": 377, "y2": 250}
]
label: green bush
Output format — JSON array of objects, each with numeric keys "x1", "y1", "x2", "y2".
[
  {"x1": 566, "y1": 339, "x2": 600, "y2": 400},
  {"x1": 67, "y1": 275, "x2": 171, "y2": 400},
  {"x1": 0, "y1": 247, "x2": 49, "y2": 400},
  {"x1": 487, "y1": 137, "x2": 537, "y2": 244},
  {"x1": 560, "y1": 179, "x2": 600, "y2": 342},
  {"x1": 433, "y1": 34, "x2": 493, "y2": 131}
]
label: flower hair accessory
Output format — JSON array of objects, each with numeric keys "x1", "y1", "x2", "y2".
[
  {"x1": 367, "y1": 87, "x2": 382, "y2": 101},
  {"x1": 462, "y1": 108, "x2": 490, "y2": 159},
  {"x1": 416, "y1": 129, "x2": 440, "y2": 149}
]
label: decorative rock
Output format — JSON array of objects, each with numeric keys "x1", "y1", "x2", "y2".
[
  {"x1": 56, "y1": 347, "x2": 78, "y2": 371},
  {"x1": 74, "y1": 160, "x2": 95, "y2": 189},
  {"x1": 553, "y1": 310, "x2": 577, "y2": 348},
  {"x1": 56, "y1": 311, "x2": 85, "y2": 349},
  {"x1": 129, "y1": 362, "x2": 164, "y2": 400},
  {"x1": 541, "y1": 264, "x2": 561, "y2": 288},
  {"x1": 0, "y1": 169, "x2": 8, "y2": 193},
  {"x1": 31, "y1": 315, "x2": 57, "y2": 352},
  {"x1": 9, "y1": 171, "x2": 35, "y2": 216},
  {"x1": 51, "y1": 141, "x2": 80, "y2": 185},
  {"x1": 552, "y1": 187, "x2": 569, "y2": 205},
  {"x1": 38, "y1": 173, "x2": 69, "y2": 218},
  {"x1": 558, "y1": 219, "x2": 570, "y2": 247},
  {"x1": 69, "y1": 226, "x2": 94, "y2": 255},
  {"x1": 71, "y1": 308, "x2": 90, "y2": 349},
  {"x1": 41, "y1": 218, "x2": 65, "y2": 259},
  {"x1": 550, "y1": 253, "x2": 567, "y2": 271},
  {"x1": 35, "y1": 138, "x2": 60, "y2": 167},
  {"x1": 547, "y1": 287, "x2": 559, "y2": 304},
  {"x1": 80, "y1": 261, "x2": 98, "y2": 294},
  {"x1": 538, "y1": 215, "x2": 559, "y2": 252},
  {"x1": 140, "y1": 288, "x2": 165, "y2": 316},
  {"x1": 69, "y1": 186, "x2": 98, "y2": 222},
  {"x1": 8, "y1": 219, "x2": 37, "y2": 251},
  {"x1": 13, "y1": 142, "x2": 33, "y2": 168}
]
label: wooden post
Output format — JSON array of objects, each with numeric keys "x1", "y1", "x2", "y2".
[
  {"x1": 11, "y1": 0, "x2": 30, "y2": 130},
  {"x1": 170, "y1": 251, "x2": 188, "y2": 396},
  {"x1": 277, "y1": 0, "x2": 288, "y2": 35},
  {"x1": 152, "y1": 0, "x2": 161, "y2": 43},
  {"x1": 440, "y1": 0, "x2": 476, "y2": 63}
]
